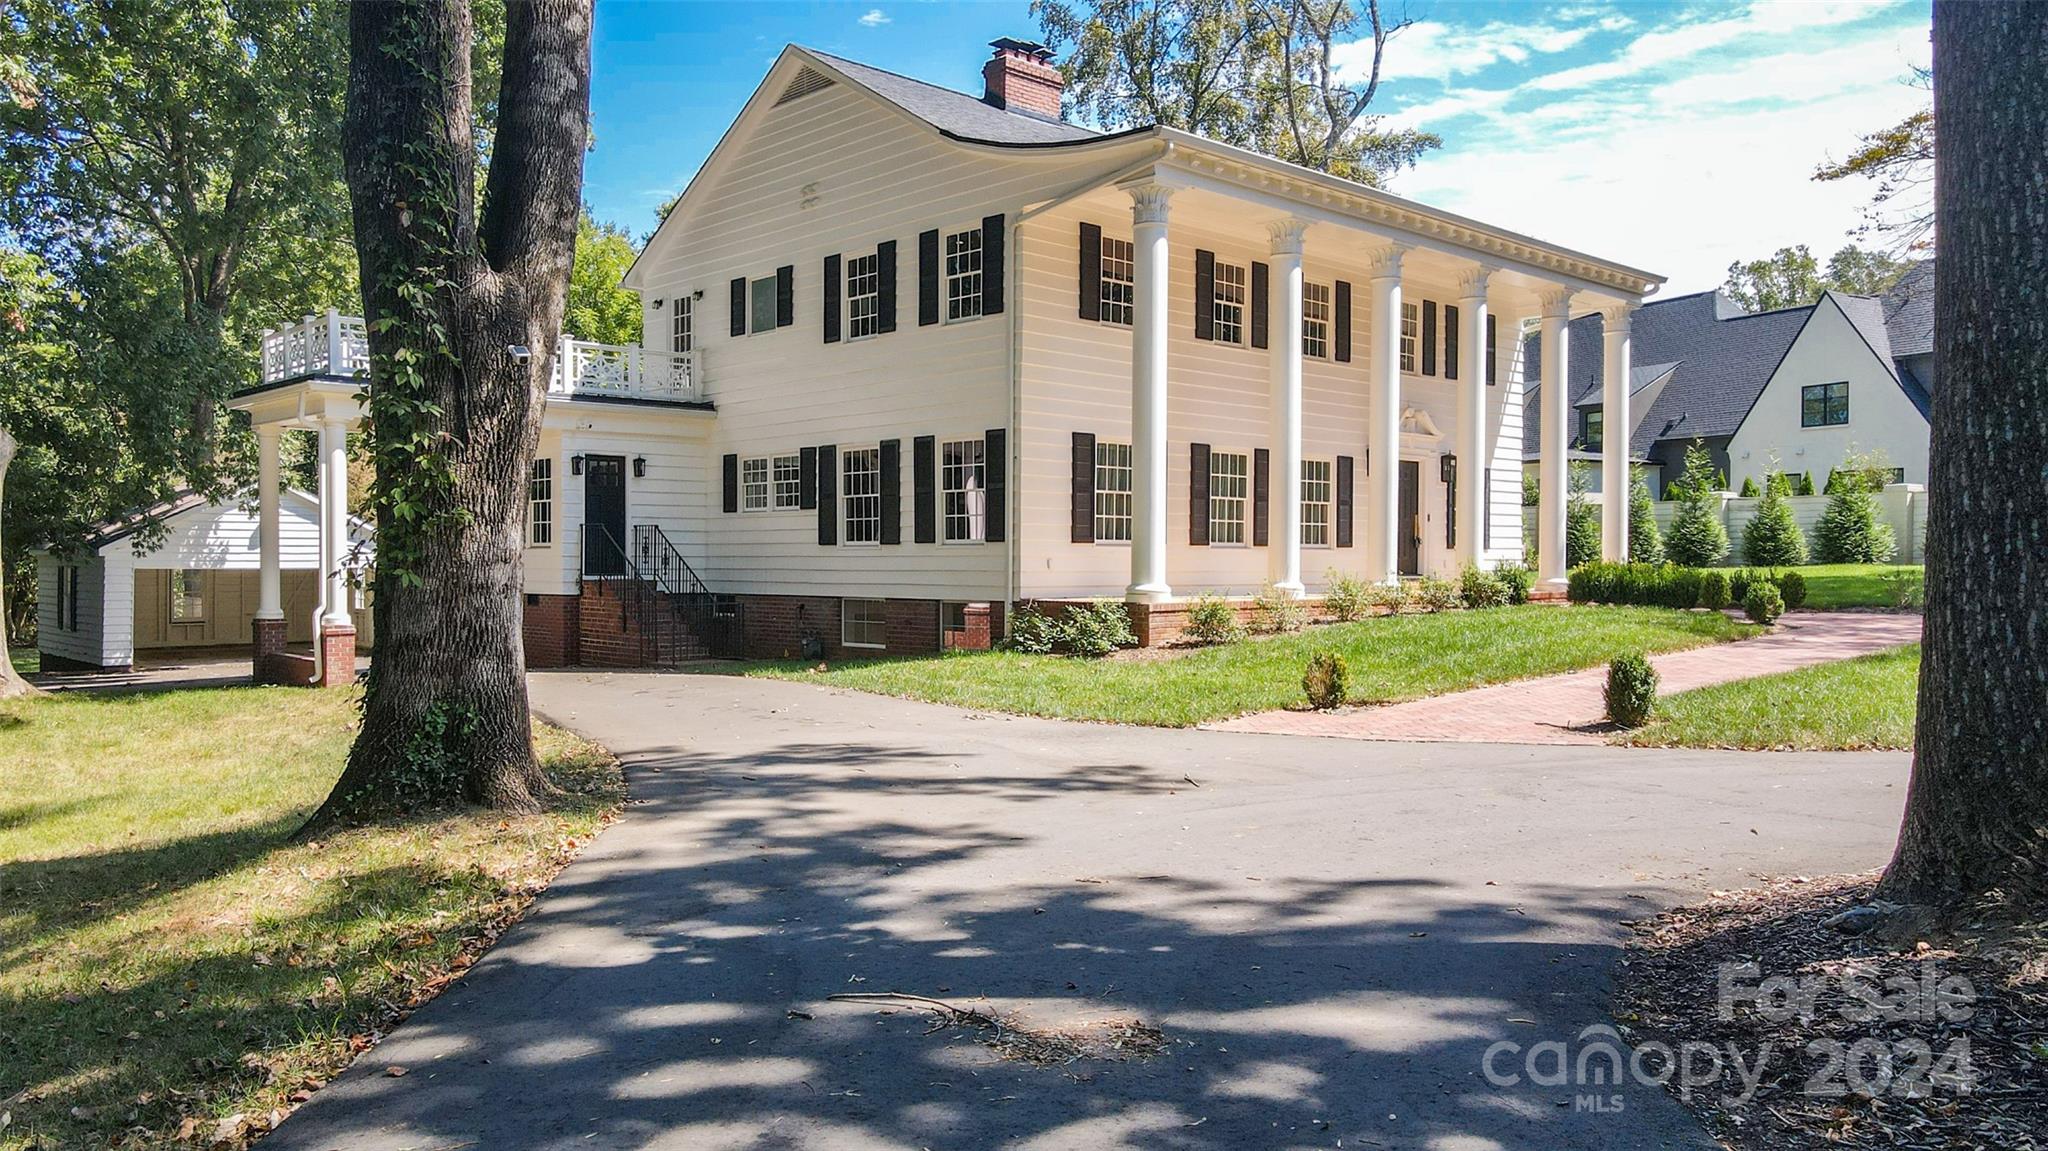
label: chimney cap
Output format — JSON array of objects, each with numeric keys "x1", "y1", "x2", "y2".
[{"x1": 989, "y1": 37, "x2": 1054, "y2": 62}]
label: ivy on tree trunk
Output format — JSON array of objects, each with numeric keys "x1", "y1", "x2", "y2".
[
  {"x1": 1879, "y1": 2, "x2": 2048, "y2": 911},
  {"x1": 306, "y1": 0, "x2": 591, "y2": 828}
]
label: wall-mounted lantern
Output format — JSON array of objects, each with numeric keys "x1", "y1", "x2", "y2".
[
  {"x1": 633, "y1": 456, "x2": 648, "y2": 478},
  {"x1": 570, "y1": 454, "x2": 585, "y2": 476}
]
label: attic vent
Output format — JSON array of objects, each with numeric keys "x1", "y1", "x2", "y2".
[{"x1": 776, "y1": 67, "x2": 836, "y2": 106}]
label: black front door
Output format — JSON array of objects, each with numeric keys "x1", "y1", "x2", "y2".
[
  {"x1": 583, "y1": 455, "x2": 627, "y2": 576},
  {"x1": 1398, "y1": 459, "x2": 1421, "y2": 576}
]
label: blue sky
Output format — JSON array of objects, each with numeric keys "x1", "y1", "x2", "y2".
[{"x1": 586, "y1": 1, "x2": 1931, "y2": 294}]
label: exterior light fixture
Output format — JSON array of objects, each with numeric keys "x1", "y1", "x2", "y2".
[
  {"x1": 652, "y1": 298, "x2": 664, "y2": 310},
  {"x1": 571, "y1": 454, "x2": 585, "y2": 476},
  {"x1": 633, "y1": 456, "x2": 647, "y2": 478},
  {"x1": 1440, "y1": 453, "x2": 1457, "y2": 484}
]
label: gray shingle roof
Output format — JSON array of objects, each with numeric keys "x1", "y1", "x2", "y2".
[
  {"x1": 803, "y1": 49, "x2": 1101, "y2": 146},
  {"x1": 1833, "y1": 291, "x2": 1898, "y2": 373},
  {"x1": 1880, "y1": 259, "x2": 1935, "y2": 358}
]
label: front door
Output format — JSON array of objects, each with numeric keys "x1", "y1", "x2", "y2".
[
  {"x1": 583, "y1": 454, "x2": 627, "y2": 576},
  {"x1": 1398, "y1": 459, "x2": 1422, "y2": 576}
]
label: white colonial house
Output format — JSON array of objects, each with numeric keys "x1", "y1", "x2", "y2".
[{"x1": 234, "y1": 39, "x2": 1664, "y2": 667}]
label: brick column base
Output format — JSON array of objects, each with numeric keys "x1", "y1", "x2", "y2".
[
  {"x1": 316, "y1": 625, "x2": 357, "y2": 688},
  {"x1": 250, "y1": 617, "x2": 291, "y2": 685}
]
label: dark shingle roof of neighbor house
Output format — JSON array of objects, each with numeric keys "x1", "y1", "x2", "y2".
[
  {"x1": 804, "y1": 49, "x2": 1102, "y2": 146},
  {"x1": 1880, "y1": 259, "x2": 1936, "y2": 358}
]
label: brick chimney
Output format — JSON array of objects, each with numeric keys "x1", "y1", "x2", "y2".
[{"x1": 982, "y1": 38, "x2": 1064, "y2": 120}]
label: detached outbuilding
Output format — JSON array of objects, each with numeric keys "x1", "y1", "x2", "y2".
[{"x1": 35, "y1": 489, "x2": 374, "y2": 673}]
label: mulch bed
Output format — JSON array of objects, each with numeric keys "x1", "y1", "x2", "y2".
[{"x1": 1615, "y1": 873, "x2": 2048, "y2": 1150}]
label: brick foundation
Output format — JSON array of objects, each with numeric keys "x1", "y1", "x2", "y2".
[
  {"x1": 522, "y1": 593, "x2": 581, "y2": 668},
  {"x1": 521, "y1": 589, "x2": 998, "y2": 666},
  {"x1": 250, "y1": 617, "x2": 292, "y2": 685},
  {"x1": 1027, "y1": 596, "x2": 1334, "y2": 648},
  {"x1": 315, "y1": 625, "x2": 356, "y2": 688}
]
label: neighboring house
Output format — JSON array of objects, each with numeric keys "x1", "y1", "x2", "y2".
[
  {"x1": 1522, "y1": 260, "x2": 1935, "y2": 498},
  {"x1": 33, "y1": 489, "x2": 374, "y2": 673},
  {"x1": 236, "y1": 39, "x2": 1662, "y2": 667}
]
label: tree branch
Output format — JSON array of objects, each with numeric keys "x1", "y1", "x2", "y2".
[{"x1": 476, "y1": 0, "x2": 591, "y2": 292}]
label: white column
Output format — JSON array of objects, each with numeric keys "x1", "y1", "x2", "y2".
[
  {"x1": 1267, "y1": 218, "x2": 1309, "y2": 596},
  {"x1": 1455, "y1": 265, "x2": 1495, "y2": 568},
  {"x1": 1126, "y1": 181, "x2": 1174, "y2": 603},
  {"x1": 1601, "y1": 303, "x2": 1636, "y2": 561},
  {"x1": 1365, "y1": 244, "x2": 1408, "y2": 585},
  {"x1": 255, "y1": 424, "x2": 283, "y2": 620},
  {"x1": 319, "y1": 418, "x2": 352, "y2": 628},
  {"x1": 1537, "y1": 288, "x2": 1575, "y2": 585}
]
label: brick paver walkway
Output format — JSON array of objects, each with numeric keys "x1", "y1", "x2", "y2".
[{"x1": 1205, "y1": 610, "x2": 1922, "y2": 745}]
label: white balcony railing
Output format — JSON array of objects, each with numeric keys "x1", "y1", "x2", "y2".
[{"x1": 257, "y1": 311, "x2": 700, "y2": 404}]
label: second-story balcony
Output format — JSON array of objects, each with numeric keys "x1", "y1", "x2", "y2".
[{"x1": 257, "y1": 310, "x2": 702, "y2": 404}]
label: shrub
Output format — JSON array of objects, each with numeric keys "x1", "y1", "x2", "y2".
[
  {"x1": 1883, "y1": 566, "x2": 1925, "y2": 609},
  {"x1": 1777, "y1": 570, "x2": 1807, "y2": 610},
  {"x1": 1665, "y1": 442, "x2": 1730, "y2": 567},
  {"x1": 1459, "y1": 564, "x2": 1511, "y2": 609},
  {"x1": 1566, "y1": 465, "x2": 1602, "y2": 569},
  {"x1": 1302, "y1": 651, "x2": 1350, "y2": 710},
  {"x1": 1813, "y1": 472, "x2": 1898, "y2": 564},
  {"x1": 1006, "y1": 604, "x2": 1060, "y2": 654},
  {"x1": 1628, "y1": 475, "x2": 1666, "y2": 566},
  {"x1": 1570, "y1": 562, "x2": 1706, "y2": 610},
  {"x1": 1250, "y1": 584, "x2": 1308, "y2": 634},
  {"x1": 1413, "y1": 575, "x2": 1463, "y2": 612},
  {"x1": 1182, "y1": 594, "x2": 1246, "y2": 645},
  {"x1": 1742, "y1": 473, "x2": 1810, "y2": 566},
  {"x1": 1798, "y1": 471, "x2": 1816, "y2": 496},
  {"x1": 1738, "y1": 475, "x2": 1760, "y2": 497},
  {"x1": 1368, "y1": 580, "x2": 1413, "y2": 614},
  {"x1": 1322, "y1": 569, "x2": 1372, "y2": 621},
  {"x1": 1605, "y1": 654, "x2": 1659, "y2": 728},
  {"x1": 1062, "y1": 601, "x2": 1138, "y2": 657},
  {"x1": 1495, "y1": 562, "x2": 1535, "y2": 605},
  {"x1": 1697, "y1": 569, "x2": 1731, "y2": 611},
  {"x1": 1743, "y1": 581, "x2": 1785, "y2": 625}
]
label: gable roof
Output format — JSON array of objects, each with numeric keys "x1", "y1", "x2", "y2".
[
  {"x1": 62, "y1": 489, "x2": 371, "y2": 555},
  {"x1": 1880, "y1": 258, "x2": 1935, "y2": 359},
  {"x1": 802, "y1": 49, "x2": 1102, "y2": 146}
]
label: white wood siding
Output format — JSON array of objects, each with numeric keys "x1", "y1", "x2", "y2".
[
  {"x1": 521, "y1": 417, "x2": 714, "y2": 595},
  {"x1": 36, "y1": 554, "x2": 108, "y2": 666}
]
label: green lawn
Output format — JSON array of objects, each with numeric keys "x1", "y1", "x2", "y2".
[
  {"x1": 0, "y1": 687, "x2": 622, "y2": 1151},
  {"x1": 1791, "y1": 563, "x2": 1924, "y2": 610},
  {"x1": 6, "y1": 645, "x2": 34, "y2": 677},
  {"x1": 1622, "y1": 643, "x2": 1919, "y2": 751},
  {"x1": 747, "y1": 604, "x2": 1760, "y2": 727}
]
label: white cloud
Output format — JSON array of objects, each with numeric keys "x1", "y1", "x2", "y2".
[
  {"x1": 1347, "y1": 18, "x2": 1594, "y2": 83},
  {"x1": 857, "y1": 8, "x2": 889, "y2": 27},
  {"x1": 1527, "y1": 0, "x2": 1895, "y2": 91}
]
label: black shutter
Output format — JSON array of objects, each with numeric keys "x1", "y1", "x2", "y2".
[
  {"x1": 1444, "y1": 303, "x2": 1460, "y2": 380},
  {"x1": 980, "y1": 213, "x2": 1005, "y2": 314},
  {"x1": 1484, "y1": 468, "x2": 1494, "y2": 548},
  {"x1": 876, "y1": 240, "x2": 898, "y2": 333},
  {"x1": 799, "y1": 446, "x2": 818, "y2": 510},
  {"x1": 823, "y1": 254, "x2": 842, "y2": 344},
  {"x1": 1334, "y1": 280, "x2": 1353, "y2": 362},
  {"x1": 917, "y1": 228, "x2": 940, "y2": 326},
  {"x1": 1487, "y1": 314, "x2": 1498, "y2": 385},
  {"x1": 1250, "y1": 260, "x2": 1270, "y2": 349},
  {"x1": 1194, "y1": 249, "x2": 1215, "y2": 340},
  {"x1": 912, "y1": 435, "x2": 936, "y2": 544},
  {"x1": 1071, "y1": 431, "x2": 1096, "y2": 543},
  {"x1": 730, "y1": 277, "x2": 746, "y2": 337},
  {"x1": 879, "y1": 439, "x2": 902, "y2": 545},
  {"x1": 1078, "y1": 222, "x2": 1102, "y2": 321},
  {"x1": 1189, "y1": 442, "x2": 1211, "y2": 545},
  {"x1": 721, "y1": 454, "x2": 739, "y2": 513},
  {"x1": 775, "y1": 264, "x2": 794, "y2": 328},
  {"x1": 1444, "y1": 457, "x2": 1457, "y2": 549},
  {"x1": 1336, "y1": 455, "x2": 1355, "y2": 547},
  {"x1": 1252, "y1": 448, "x2": 1270, "y2": 546},
  {"x1": 1422, "y1": 300, "x2": 1438, "y2": 376},
  {"x1": 983, "y1": 428, "x2": 1007, "y2": 542},
  {"x1": 816, "y1": 445, "x2": 838, "y2": 545}
]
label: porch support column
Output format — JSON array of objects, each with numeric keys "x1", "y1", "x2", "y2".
[
  {"x1": 255, "y1": 425, "x2": 283, "y2": 620},
  {"x1": 1126, "y1": 181, "x2": 1174, "y2": 603},
  {"x1": 1536, "y1": 287, "x2": 1576, "y2": 586},
  {"x1": 1267, "y1": 218, "x2": 1310, "y2": 596},
  {"x1": 1365, "y1": 243, "x2": 1408, "y2": 585},
  {"x1": 319, "y1": 418, "x2": 352, "y2": 628},
  {"x1": 1455, "y1": 265, "x2": 1495, "y2": 568},
  {"x1": 1601, "y1": 304, "x2": 1636, "y2": 561}
]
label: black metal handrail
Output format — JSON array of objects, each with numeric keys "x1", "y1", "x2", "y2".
[
  {"x1": 632, "y1": 523, "x2": 745, "y2": 658},
  {"x1": 581, "y1": 523, "x2": 660, "y2": 666}
]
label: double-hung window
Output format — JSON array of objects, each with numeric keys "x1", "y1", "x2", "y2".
[
  {"x1": 842, "y1": 597, "x2": 886, "y2": 649},
  {"x1": 672, "y1": 296, "x2": 693, "y2": 353},
  {"x1": 1400, "y1": 301, "x2": 1420, "y2": 373},
  {"x1": 740, "y1": 456, "x2": 771, "y2": 511},
  {"x1": 940, "y1": 438, "x2": 986, "y2": 543},
  {"x1": 841, "y1": 447, "x2": 881, "y2": 544},
  {"x1": 749, "y1": 276, "x2": 777, "y2": 334},
  {"x1": 846, "y1": 252, "x2": 880, "y2": 339},
  {"x1": 1209, "y1": 451, "x2": 1248, "y2": 544},
  {"x1": 170, "y1": 569, "x2": 207, "y2": 623},
  {"x1": 772, "y1": 453, "x2": 803, "y2": 510},
  {"x1": 945, "y1": 228, "x2": 983, "y2": 321},
  {"x1": 1301, "y1": 458, "x2": 1333, "y2": 547},
  {"x1": 1303, "y1": 281, "x2": 1331, "y2": 359},
  {"x1": 1801, "y1": 382, "x2": 1849, "y2": 427},
  {"x1": 1212, "y1": 261, "x2": 1247, "y2": 344},
  {"x1": 1099, "y1": 236, "x2": 1134, "y2": 325},
  {"x1": 1093, "y1": 441, "x2": 1133, "y2": 543},
  {"x1": 1583, "y1": 409, "x2": 1604, "y2": 451},
  {"x1": 528, "y1": 458, "x2": 554, "y2": 545}
]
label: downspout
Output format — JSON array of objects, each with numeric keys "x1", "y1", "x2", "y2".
[
  {"x1": 1004, "y1": 138, "x2": 1172, "y2": 626},
  {"x1": 290, "y1": 393, "x2": 330, "y2": 687}
]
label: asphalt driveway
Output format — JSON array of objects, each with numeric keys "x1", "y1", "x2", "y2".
[{"x1": 265, "y1": 672, "x2": 1909, "y2": 1151}]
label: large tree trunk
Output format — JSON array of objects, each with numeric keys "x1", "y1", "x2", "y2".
[
  {"x1": 1878, "y1": 2, "x2": 2048, "y2": 911},
  {"x1": 0, "y1": 425, "x2": 44, "y2": 700},
  {"x1": 305, "y1": 0, "x2": 590, "y2": 828}
]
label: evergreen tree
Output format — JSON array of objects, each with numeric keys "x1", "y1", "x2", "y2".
[
  {"x1": 1565, "y1": 464, "x2": 1601, "y2": 568},
  {"x1": 1739, "y1": 475, "x2": 1760, "y2": 497},
  {"x1": 1813, "y1": 464, "x2": 1897, "y2": 563},
  {"x1": 1628, "y1": 472, "x2": 1665, "y2": 565},
  {"x1": 1743, "y1": 470, "x2": 1810, "y2": 566},
  {"x1": 1665, "y1": 440, "x2": 1729, "y2": 567}
]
